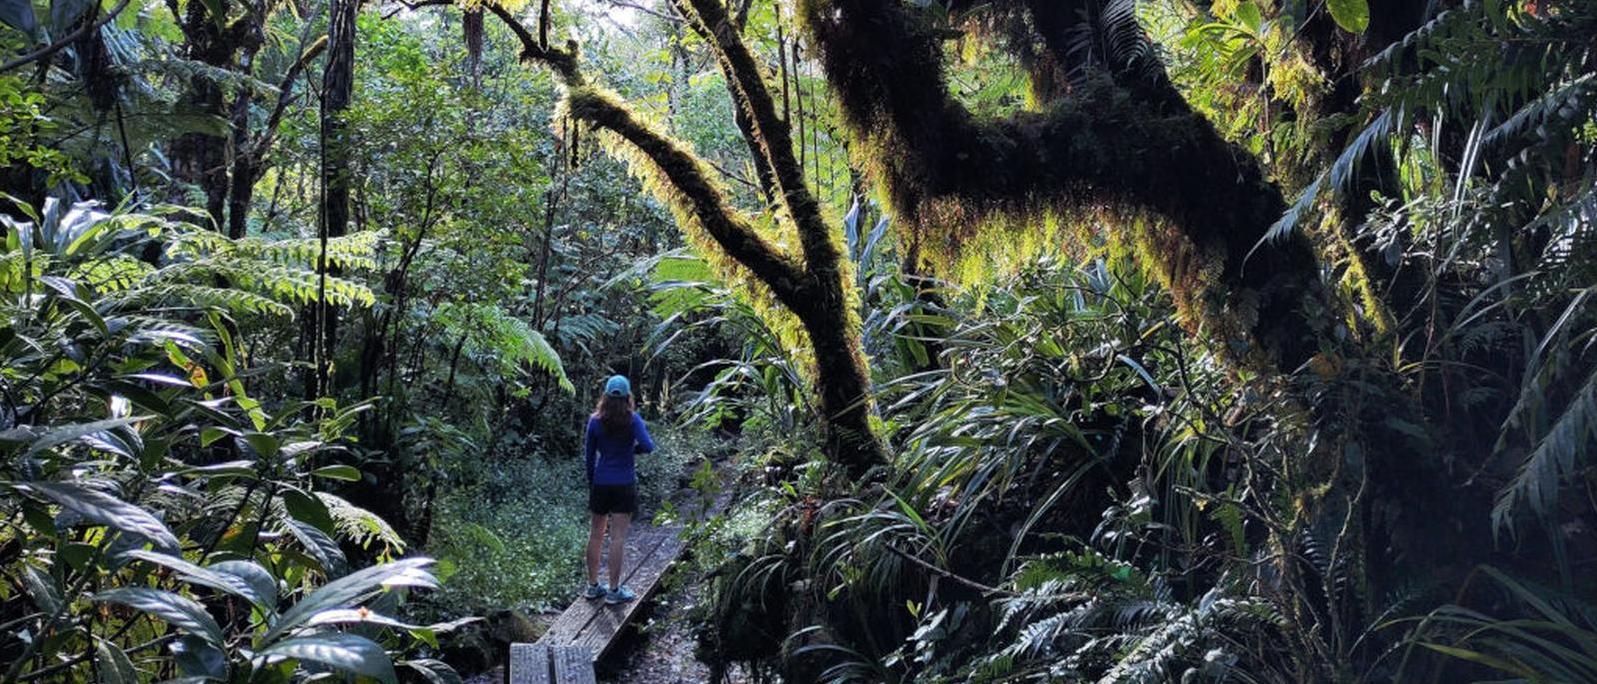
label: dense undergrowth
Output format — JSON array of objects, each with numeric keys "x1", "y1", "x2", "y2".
[
  {"x1": 422, "y1": 426, "x2": 704, "y2": 618},
  {"x1": 5, "y1": 0, "x2": 1597, "y2": 682},
  {"x1": 674, "y1": 1, "x2": 1597, "y2": 678},
  {"x1": 0, "y1": 3, "x2": 725, "y2": 681}
]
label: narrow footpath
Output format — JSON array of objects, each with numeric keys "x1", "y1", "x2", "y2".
[{"x1": 468, "y1": 466, "x2": 741, "y2": 683}]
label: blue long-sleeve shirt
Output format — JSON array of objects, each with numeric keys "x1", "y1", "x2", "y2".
[{"x1": 584, "y1": 413, "x2": 655, "y2": 486}]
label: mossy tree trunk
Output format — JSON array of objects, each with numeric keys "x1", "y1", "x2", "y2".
[
  {"x1": 481, "y1": 1, "x2": 886, "y2": 475},
  {"x1": 168, "y1": 0, "x2": 252, "y2": 228},
  {"x1": 798, "y1": 0, "x2": 1332, "y2": 373}
]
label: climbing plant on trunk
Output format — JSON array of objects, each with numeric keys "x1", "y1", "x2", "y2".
[{"x1": 474, "y1": 0, "x2": 885, "y2": 475}]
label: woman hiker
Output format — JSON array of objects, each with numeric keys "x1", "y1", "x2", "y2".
[{"x1": 583, "y1": 374, "x2": 655, "y2": 604}]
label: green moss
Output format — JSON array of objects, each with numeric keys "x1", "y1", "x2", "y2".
[
  {"x1": 549, "y1": 46, "x2": 884, "y2": 471},
  {"x1": 801, "y1": 0, "x2": 1333, "y2": 372}
]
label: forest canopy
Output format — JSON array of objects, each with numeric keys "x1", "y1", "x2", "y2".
[{"x1": 2, "y1": 0, "x2": 1596, "y2": 681}]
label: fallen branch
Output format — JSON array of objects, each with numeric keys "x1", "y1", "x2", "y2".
[{"x1": 883, "y1": 542, "x2": 1015, "y2": 597}]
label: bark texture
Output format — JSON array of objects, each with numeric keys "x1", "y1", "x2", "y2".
[
  {"x1": 316, "y1": 0, "x2": 359, "y2": 396},
  {"x1": 798, "y1": 0, "x2": 1332, "y2": 372},
  {"x1": 167, "y1": 0, "x2": 247, "y2": 227}
]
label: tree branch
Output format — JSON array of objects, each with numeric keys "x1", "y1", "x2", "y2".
[
  {"x1": 0, "y1": 0, "x2": 132, "y2": 73},
  {"x1": 481, "y1": 2, "x2": 809, "y2": 304},
  {"x1": 665, "y1": 0, "x2": 777, "y2": 205},
  {"x1": 798, "y1": 0, "x2": 1328, "y2": 370},
  {"x1": 674, "y1": 0, "x2": 840, "y2": 278},
  {"x1": 253, "y1": 34, "x2": 328, "y2": 157},
  {"x1": 605, "y1": 0, "x2": 681, "y2": 24},
  {"x1": 483, "y1": 2, "x2": 578, "y2": 79}
]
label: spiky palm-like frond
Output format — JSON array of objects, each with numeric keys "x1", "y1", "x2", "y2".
[
  {"x1": 1268, "y1": 0, "x2": 1597, "y2": 244},
  {"x1": 1494, "y1": 352, "x2": 1597, "y2": 533},
  {"x1": 972, "y1": 548, "x2": 1289, "y2": 683},
  {"x1": 1397, "y1": 566, "x2": 1597, "y2": 681}
]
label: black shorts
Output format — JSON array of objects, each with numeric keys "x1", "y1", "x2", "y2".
[{"x1": 588, "y1": 484, "x2": 638, "y2": 516}]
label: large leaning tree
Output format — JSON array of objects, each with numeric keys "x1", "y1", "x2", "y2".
[
  {"x1": 465, "y1": 0, "x2": 1349, "y2": 473},
  {"x1": 798, "y1": 0, "x2": 1338, "y2": 375},
  {"x1": 471, "y1": 0, "x2": 888, "y2": 474},
  {"x1": 470, "y1": 0, "x2": 1342, "y2": 458}
]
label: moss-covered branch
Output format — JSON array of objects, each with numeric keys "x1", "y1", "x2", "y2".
[
  {"x1": 798, "y1": 0, "x2": 1331, "y2": 371},
  {"x1": 671, "y1": 0, "x2": 840, "y2": 277},
  {"x1": 482, "y1": 1, "x2": 884, "y2": 473},
  {"x1": 484, "y1": 3, "x2": 807, "y2": 306},
  {"x1": 562, "y1": 84, "x2": 813, "y2": 308}
]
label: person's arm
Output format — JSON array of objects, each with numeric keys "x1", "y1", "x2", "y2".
[
  {"x1": 584, "y1": 417, "x2": 599, "y2": 483},
  {"x1": 632, "y1": 413, "x2": 656, "y2": 454}
]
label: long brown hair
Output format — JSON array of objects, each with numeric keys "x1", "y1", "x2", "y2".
[{"x1": 594, "y1": 393, "x2": 634, "y2": 436}]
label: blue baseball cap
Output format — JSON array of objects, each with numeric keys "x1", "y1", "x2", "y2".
[{"x1": 604, "y1": 375, "x2": 632, "y2": 397}]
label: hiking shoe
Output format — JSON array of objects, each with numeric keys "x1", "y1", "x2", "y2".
[
  {"x1": 605, "y1": 585, "x2": 637, "y2": 605},
  {"x1": 583, "y1": 583, "x2": 607, "y2": 600}
]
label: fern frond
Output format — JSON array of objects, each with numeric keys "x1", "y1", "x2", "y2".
[
  {"x1": 234, "y1": 231, "x2": 383, "y2": 271},
  {"x1": 316, "y1": 492, "x2": 406, "y2": 553},
  {"x1": 1494, "y1": 365, "x2": 1597, "y2": 533},
  {"x1": 119, "y1": 58, "x2": 281, "y2": 99},
  {"x1": 109, "y1": 283, "x2": 296, "y2": 318},
  {"x1": 434, "y1": 302, "x2": 572, "y2": 392}
]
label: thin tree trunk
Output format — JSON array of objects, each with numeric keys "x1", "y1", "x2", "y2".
[
  {"x1": 228, "y1": 22, "x2": 326, "y2": 238},
  {"x1": 313, "y1": 0, "x2": 358, "y2": 397},
  {"x1": 532, "y1": 121, "x2": 568, "y2": 329}
]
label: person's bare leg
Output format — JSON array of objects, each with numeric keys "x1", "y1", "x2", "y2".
[
  {"x1": 586, "y1": 513, "x2": 607, "y2": 586},
  {"x1": 606, "y1": 513, "x2": 632, "y2": 589}
]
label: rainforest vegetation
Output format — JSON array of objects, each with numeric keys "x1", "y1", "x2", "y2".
[{"x1": 2, "y1": 0, "x2": 1596, "y2": 681}]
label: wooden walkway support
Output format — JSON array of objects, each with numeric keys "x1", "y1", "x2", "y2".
[
  {"x1": 507, "y1": 644, "x2": 595, "y2": 684},
  {"x1": 506, "y1": 524, "x2": 686, "y2": 683}
]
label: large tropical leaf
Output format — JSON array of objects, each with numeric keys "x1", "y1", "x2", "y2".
[
  {"x1": 94, "y1": 588, "x2": 225, "y2": 648},
  {"x1": 121, "y1": 550, "x2": 275, "y2": 608},
  {"x1": 23, "y1": 480, "x2": 179, "y2": 552},
  {"x1": 263, "y1": 558, "x2": 436, "y2": 642},
  {"x1": 262, "y1": 632, "x2": 397, "y2": 684}
]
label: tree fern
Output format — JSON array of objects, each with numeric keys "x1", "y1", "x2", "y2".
[{"x1": 433, "y1": 301, "x2": 572, "y2": 392}]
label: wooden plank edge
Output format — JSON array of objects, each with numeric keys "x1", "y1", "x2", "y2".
[
  {"x1": 586, "y1": 535, "x2": 686, "y2": 663},
  {"x1": 507, "y1": 643, "x2": 553, "y2": 684},
  {"x1": 537, "y1": 528, "x2": 679, "y2": 646}
]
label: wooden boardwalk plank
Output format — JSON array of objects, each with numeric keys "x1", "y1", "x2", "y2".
[
  {"x1": 509, "y1": 494, "x2": 723, "y2": 682},
  {"x1": 570, "y1": 530, "x2": 681, "y2": 659},
  {"x1": 536, "y1": 525, "x2": 683, "y2": 662},
  {"x1": 507, "y1": 643, "x2": 552, "y2": 684},
  {"x1": 552, "y1": 646, "x2": 596, "y2": 684},
  {"x1": 536, "y1": 529, "x2": 662, "y2": 643}
]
